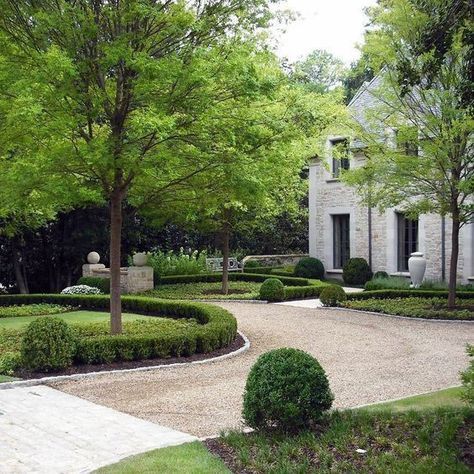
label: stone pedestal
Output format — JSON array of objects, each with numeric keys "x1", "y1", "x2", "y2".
[
  {"x1": 126, "y1": 266, "x2": 154, "y2": 293},
  {"x1": 82, "y1": 263, "x2": 105, "y2": 277}
]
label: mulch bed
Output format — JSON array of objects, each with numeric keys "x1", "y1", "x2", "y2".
[
  {"x1": 457, "y1": 416, "x2": 474, "y2": 470},
  {"x1": 12, "y1": 333, "x2": 245, "y2": 380},
  {"x1": 205, "y1": 438, "x2": 252, "y2": 474}
]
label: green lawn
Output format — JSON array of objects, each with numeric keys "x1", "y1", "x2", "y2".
[
  {"x1": 95, "y1": 441, "x2": 230, "y2": 474},
  {"x1": 97, "y1": 387, "x2": 472, "y2": 473},
  {"x1": 0, "y1": 374, "x2": 17, "y2": 382},
  {"x1": 144, "y1": 281, "x2": 262, "y2": 300},
  {"x1": 0, "y1": 311, "x2": 150, "y2": 330},
  {"x1": 362, "y1": 386, "x2": 467, "y2": 412}
]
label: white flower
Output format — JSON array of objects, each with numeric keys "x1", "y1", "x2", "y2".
[{"x1": 61, "y1": 285, "x2": 102, "y2": 295}]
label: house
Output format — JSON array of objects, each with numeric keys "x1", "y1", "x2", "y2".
[{"x1": 309, "y1": 75, "x2": 474, "y2": 283}]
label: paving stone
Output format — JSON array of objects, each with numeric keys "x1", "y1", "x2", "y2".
[{"x1": 0, "y1": 385, "x2": 196, "y2": 473}]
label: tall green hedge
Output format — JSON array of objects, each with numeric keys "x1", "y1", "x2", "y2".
[
  {"x1": 77, "y1": 276, "x2": 110, "y2": 294},
  {"x1": 0, "y1": 294, "x2": 237, "y2": 369}
]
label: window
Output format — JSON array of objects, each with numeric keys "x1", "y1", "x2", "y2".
[
  {"x1": 331, "y1": 138, "x2": 350, "y2": 178},
  {"x1": 333, "y1": 214, "x2": 350, "y2": 269},
  {"x1": 395, "y1": 127, "x2": 419, "y2": 157},
  {"x1": 397, "y1": 213, "x2": 418, "y2": 271}
]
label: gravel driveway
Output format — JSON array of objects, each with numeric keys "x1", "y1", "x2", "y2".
[{"x1": 52, "y1": 304, "x2": 473, "y2": 437}]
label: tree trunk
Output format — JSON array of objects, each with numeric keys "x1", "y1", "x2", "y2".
[
  {"x1": 448, "y1": 212, "x2": 460, "y2": 310},
  {"x1": 221, "y1": 209, "x2": 231, "y2": 295},
  {"x1": 110, "y1": 191, "x2": 123, "y2": 334},
  {"x1": 11, "y1": 236, "x2": 28, "y2": 294}
]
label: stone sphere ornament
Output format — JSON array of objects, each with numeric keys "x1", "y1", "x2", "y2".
[
  {"x1": 132, "y1": 252, "x2": 148, "y2": 267},
  {"x1": 87, "y1": 252, "x2": 100, "y2": 264},
  {"x1": 408, "y1": 252, "x2": 427, "y2": 288}
]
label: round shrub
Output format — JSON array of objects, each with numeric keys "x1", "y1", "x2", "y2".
[
  {"x1": 373, "y1": 271, "x2": 389, "y2": 280},
  {"x1": 61, "y1": 285, "x2": 101, "y2": 295},
  {"x1": 319, "y1": 285, "x2": 347, "y2": 307},
  {"x1": 342, "y1": 258, "x2": 372, "y2": 285},
  {"x1": 260, "y1": 278, "x2": 285, "y2": 302},
  {"x1": 294, "y1": 257, "x2": 325, "y2": 279},
  {"x1": 21, "y1": 317, "x2": 76, "y2": 372},
  {"x1": 243, "y1": 348, "x2": 333, "y2": 432}
]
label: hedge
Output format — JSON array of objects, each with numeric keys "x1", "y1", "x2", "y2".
[
  {"x1": 159, "y1": 272, "x2": 311, "y2": 287},
  {"x1": 77, "y1": 276, "x2": 110, "y2": 294},
  {"x1": 346, "y1": 289, "x2": 474, "y2": 301},
  {"x1": 0, "y1": 294, "x2": 237, "y2": 368},
  {"x1": 283, "y1": 285, "x2": 325, "y2": 301}
]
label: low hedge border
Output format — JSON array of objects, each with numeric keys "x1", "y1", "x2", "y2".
[
  {"x1": 283, "y1": 286, "x2": 324, "y2": 300},
  {"x1": 159, "y1": 273, "x2": 311, "y2": 287},
  {"x1": 0, "y1": 294, "x2": 237, "y2": 368},
  {"x1": 346, "y1": 290, "x2": 474, "y2": 301}
]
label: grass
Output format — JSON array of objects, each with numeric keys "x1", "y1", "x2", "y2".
[
  {"x1": 361, "y1": 386, "x2": 467, "y2": 411},
  {"x1": 96, "y1": 388, "x2": 472, "y2": 473},
  {"x1": 0, "y1": 374, "x2": 17, "y2": 382},
  {"x1": 344, "y1": 297, "x2": 474, "y2": 320},
  {"x1": 0, "y1": 311, "x2": 151, "y2": 330},
  {"x1": 0, "y1": 311, "x2": 198, "y2": 360},
  {"x1": 144, "y1": 281, "x2": 262, "y2": 300},
  {"x1": 95, "y1": 441, "x2": 230, "y2": 474}
]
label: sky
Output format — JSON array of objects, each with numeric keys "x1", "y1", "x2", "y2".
[{"x1": 270, "y1": 0, "x2": 378, "y2": 66}]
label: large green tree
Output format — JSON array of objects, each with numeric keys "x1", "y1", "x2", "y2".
[
  {"x1": 0, "y1": 0, "x2": 279, "y2": 333},
  {"x1": 345, "y1": 0, "x2": 473, "y2": 307}
]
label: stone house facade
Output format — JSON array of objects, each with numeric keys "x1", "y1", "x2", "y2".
[{"x1": 309, "y1": 76, "x2": 474, "y2": 283}]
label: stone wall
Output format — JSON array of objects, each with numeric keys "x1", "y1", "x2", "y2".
[
  {"x1": 309, "y1": 155, "x2": 474, "y2": 283},
  {"x1": 242, "y1": 254, "x2": 308, "y2": 267},
  {"x1": 82, "y1": 263, "x2": 154, "y2": 294}
]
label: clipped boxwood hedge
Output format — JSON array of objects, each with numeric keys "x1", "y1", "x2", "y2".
[
  {"x1": 346, "y1": 289, "x2": 474, "y2": 301},
  {"x1": 159, "y1": 272, "x2": 311, "y2": 287},
  {"x1": 0, "y1": 294, "x2": 237, "y2": 369},
  {"x1": 283, "y1": 285, "x2": 325, "y2": 300},
  {"x1": 77, "y1": 276, "x2": 110, "y2": 294}
]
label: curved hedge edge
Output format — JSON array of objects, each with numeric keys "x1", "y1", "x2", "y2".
[
  {"x1": 0, "y1": 330, "x2": 251, "y2": 389},
  {"x1": 346, "y1": 289, "x2": 474, "y2": 301},
  {"x1": 0, "y1": 294, "x2": 238, "y2": 362},
  {"x1": 159, "y1": 272, "x2": 312, "y2": 287}
]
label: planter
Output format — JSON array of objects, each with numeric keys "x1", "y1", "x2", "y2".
[
  {"x1": 408, "y1": 252, "x2": 427, "y2": 288},
  {"x1": 132, "y1": 252, "x2": 148, "y2": 267}
]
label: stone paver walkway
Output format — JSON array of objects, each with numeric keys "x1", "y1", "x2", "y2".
[{"x1": 0, "y1": 385, "x2": 195, "y2": 473}]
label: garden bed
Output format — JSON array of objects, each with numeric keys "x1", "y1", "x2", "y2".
[
  {"x1": 343, "y1": 297, "x2": 474, "y2": 320},
  {"x1": 0, "y1": 295, "x2": 238, "y2": 378},
  {"x1": 205, "y1": 408, "x2": 474, "y2": 473},
  {"x1": 11, "y1": 333, "x2": 246, "y2": 380}
]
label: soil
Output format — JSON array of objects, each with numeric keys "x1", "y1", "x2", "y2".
[
  {"x1": 13, "y1": 333, "x2": 245, "y2": 380},
  {"x1": 457, "y1": 416, "x2": 474, "y2": 470},
  {"x1": 205, "y1": 438, "x2": 252, "y2": 474}
]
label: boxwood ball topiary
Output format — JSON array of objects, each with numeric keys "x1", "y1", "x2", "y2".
[
  {"x1": 294, "y1": 257, "x2": 325, "y2": 279},
  {"x1": 21, "y1": 317, "x2": 76, "y2": 372},
  {"x1": 319, "y1": 285, "x2": 347, "y2": 307},
  {"x1": 343, "y1": 258, "x2": 373, "y2": 285},
  {"x1": 373, "y1": 271, "x2": 389, "y2": 280},
  {"x1": 243, "y1": 348, "x2": 333, "y2": 432},
  {"x1": 260, "y1": 278, "x2": 285, "y2": 302}
]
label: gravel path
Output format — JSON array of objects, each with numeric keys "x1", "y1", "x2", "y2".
[{"x1": 52, "y1": 304, "x2": 473, "y2": 438}]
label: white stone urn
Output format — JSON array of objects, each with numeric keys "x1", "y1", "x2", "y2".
[
  {"x1": 87, "y1": 251, "x2": 100, "y2": 264},
  {"x1": 408, "y1": 252, "x2": 427, "y2": 288},
  {"x1": 132, "y1": 252, "x2": 148, "y2": 267}
]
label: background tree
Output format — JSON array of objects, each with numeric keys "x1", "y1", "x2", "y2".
[
  {"x1": 344, "y1": 0, "x2": 474, "y2": 308},
  {"x1": 290, "y1": 49, "x2": 347, "y2": 94},
  {"x1": 0, "y1": 0, "x2": 278, "y2": 333}
]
